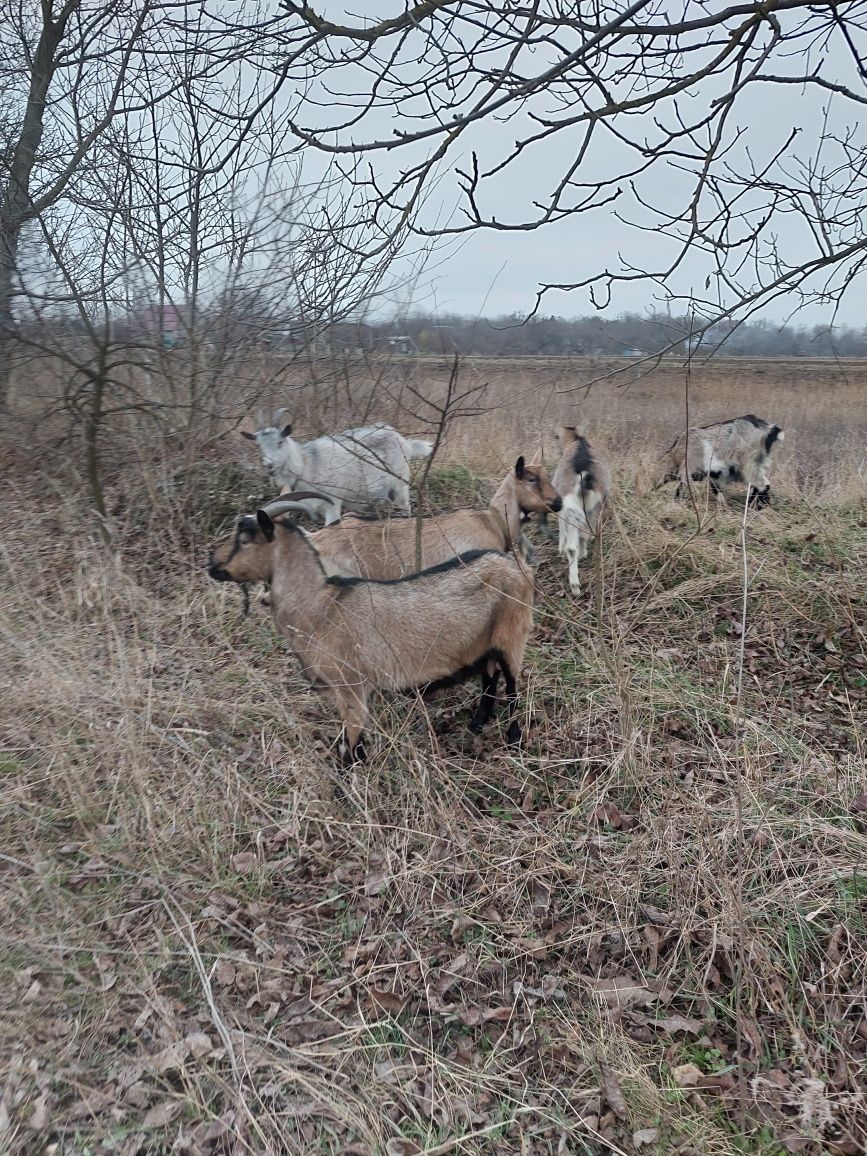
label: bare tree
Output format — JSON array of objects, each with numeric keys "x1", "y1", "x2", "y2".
[
  {"x1": 209, "y1": 1, "x2": 867, "y2": 342},
  {"x1": 0, "y1": 0, "x2": 189, "y2": 410},
  {"x1": 7, "y1": 5, "x2": 425, "y2": 519}
]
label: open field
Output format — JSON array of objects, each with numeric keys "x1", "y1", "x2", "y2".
[{"x1": 1, "y1": 357, "x2": 866, "y2": 1155}]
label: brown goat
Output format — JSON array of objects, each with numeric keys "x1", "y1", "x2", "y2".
[
  {"x1": 207, "y1": 499, "x2": 535, "y2": 764},
  {"x1": 304, "y1": 452, "x2": 560, "y2": 580}
]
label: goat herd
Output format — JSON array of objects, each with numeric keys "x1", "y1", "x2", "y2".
[{"x1": 208, "y1": 410, "x2": 785, "y2": 765}]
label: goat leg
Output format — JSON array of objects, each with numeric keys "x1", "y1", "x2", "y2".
[
  {"x1": 469, "y1": 664, "x2": 501, "y2": 734},
  {"x1": 502, "y1": 665, "x2": 522, "y2": 747}
]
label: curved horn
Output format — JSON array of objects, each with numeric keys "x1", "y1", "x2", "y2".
[
  {"x1": 256, "y1": 408, "x2": 266, "y2": 429},
  {"x1": 272, "y1": 407, "x2": 290, "y2": 424},
  {"x1": 260, "y1": 491, "x2": 334, "y2": 517}
]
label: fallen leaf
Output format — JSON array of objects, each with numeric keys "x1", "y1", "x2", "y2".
[
  {"x1": 148, "y1": 1041, "x2": 189, "y2": 1074},
  {"x1": 231, "y1": 851, "x2": 257, "y2": 873},
  {"x1": 68, "y1": 1091, "x2": 113, "y2": 1119},
  {"x1": 672, "y1": 1062, "x2": 703, "y2": 1088},
  {"x1": 196, "y1": 1110, "x2": 235, "y2": 1144},
  {"x1": 592, "y1": 802, "x2": 622, "y2": 828},
  {"x1": 583, "y1": 975, "x2": 660, "y2": 1009},
  {"x1": 450, "y1": 914, "x2": 474, "y2": 941},
  {"x1": 850, "y1": 793, "x2": 867, "y2": 814},
  {"x1": 143, "y1": 1099, "x2": 180, "y2": 1128},
  {"x1": 633, "y1": 1127, "x2": 658, "y2": 1148},
  {"x1": 364, "y1": 869, "x2": 389, "y2": 896},
  {"x1": 695, "y1": 1072, "x2": 735, "y2": 1092},
  {"x1": 29, "y1": 1095, "x2": 49, "y2": 1131},
  {"x1": 214, "y1": 959, "x2": 236, "y2": 986},
  {"x1": 654, "y1": 1015, "x2": 704, "y2": 1035},
  {"x1": 598, "y1": 1062, "x2": 628, "y2": 1119},
  {"x1": 123, "y1": 1083, "x2": 151, "y2": 1109},
  {"x1": 385, "y1": 1140, "x2": 421, "y2": 1156},
  {"x1": 185, "y1": 1031, "x2": 214, "y2": 1058},
  {"x1": 367, "y1": 988, "x2": 408, "y2": 1015}
]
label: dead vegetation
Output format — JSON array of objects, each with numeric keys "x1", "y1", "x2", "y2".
[{"x1": 1, "y1": 358, "x2": 866, "y2": 1155}]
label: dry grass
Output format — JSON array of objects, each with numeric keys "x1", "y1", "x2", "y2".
[{"x1": 1, "y1": 358, "x2": 866, "y2": 1156}]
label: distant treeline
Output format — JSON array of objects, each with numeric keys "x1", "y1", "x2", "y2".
[
  {"x1": 362, "y1": 312, "x2": 867, "y2": 358},
  {"x1": 19, "y1": 307, "x2": 866, "y2": 360}
]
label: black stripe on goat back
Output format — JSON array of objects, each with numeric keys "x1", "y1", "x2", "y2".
[
  {"x1": 764, "y1": 425, "x2": 783, "y2": 452},
  {"x1": 332, "y1": 511, "x2": 414, "y2": 524},
  {"x1": 327, "y1": 548, "x2": 503, "y2": 589},
  {"x1": 570, "y1": 436, "x2": 595, "y2": 478},
  {"x1": 419, "y1": 647, "x2": 512, "y2": 695},
  {"x1": 700, "y1": 413, "x2": 767, "y2": 430}
]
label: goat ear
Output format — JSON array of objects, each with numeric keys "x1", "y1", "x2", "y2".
[
  {"x1": 240, "y1": 430, "x2": 256, "y2": 441},
  {"x1": 515, "y1": 456, "x2": 525, "y2": 479},
  {"x1": 279, "y1": 423, "x2": 292, "y2": 439},
  {"x1": 256, "y1": 510, "x2": 275, "y2": 541}
]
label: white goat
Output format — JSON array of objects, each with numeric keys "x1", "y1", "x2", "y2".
[
  {"x1": 208, "y1": 495, "x2": 535, "y2": 763},
  {"x1": 550, "y1": 426, "x2": 611, "y2": 596},
  {"x1": 663, "y1": 413, "x2": 785, "y2": 508},
  {"x1": 242, "y1": 412, "x2": 433, "y2": 524}
]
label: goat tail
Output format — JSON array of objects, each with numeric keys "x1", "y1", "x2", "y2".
[{"x1": 402, "y1": 436, "x2": 435, "y2": 460}]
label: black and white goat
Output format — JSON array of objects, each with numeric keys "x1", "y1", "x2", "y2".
[
  {"x1": 663, "y1": 413, "x2": 785, "y2": 508},
  {"x1": 544, "y1": 426, "x2": 611, "y2": 596},
  {"x1": 208, "y1": 495, "x2": 535, "y2": 763},
  {"x1": 242, "y1": 412, "x2": 433, "y2": 524}
]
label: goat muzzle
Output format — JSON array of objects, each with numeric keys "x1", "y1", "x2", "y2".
[{"x1": 207, "y1": 562, "x2": 232, "y2": 583}]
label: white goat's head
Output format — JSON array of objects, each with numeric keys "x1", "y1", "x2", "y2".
[{"x1": 241, "y1": 409, "x2": 295, "y2": 475}]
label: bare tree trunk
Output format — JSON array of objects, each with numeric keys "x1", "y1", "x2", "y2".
[
  {"x1": 83, "y1": 372, "x2": 108, "y2": 532},
  {"x1": 0, "y1": 0, "x2": 79, "y2": 409},
  {"x1": 0, "y1": 252, "x2": 18, "y2": 410}
]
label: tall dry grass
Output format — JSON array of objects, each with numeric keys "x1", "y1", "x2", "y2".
[{"x1": 0, "y1": 358, "x2": 865, "y2": 1155}]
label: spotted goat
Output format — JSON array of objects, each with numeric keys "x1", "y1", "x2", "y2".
[
  {"x1": 662, "y1": 413, "x2": 785, "y2": 509},
  {"x1": 542, "y1": 426, "x2": 611, "y2": 596}
]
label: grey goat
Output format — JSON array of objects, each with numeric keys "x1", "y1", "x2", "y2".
[{"x1": 242, "y1": 412, "x2": 433, "y2": 524}]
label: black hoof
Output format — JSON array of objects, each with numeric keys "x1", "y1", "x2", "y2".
[
  {"x1": 339, "y1": 737, "x2": 367, "y2": 767},
  {"x1": 506, "y1": 721, "x2": 522, "y2": 747}
]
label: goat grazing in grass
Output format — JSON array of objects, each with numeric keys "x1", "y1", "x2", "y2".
[
  {"x1": 662, "y1": 413, "x2": 785, "y2": 508},
  {"x1": 242, "y1": 412, "x2": 433, "y2": 524},
  {"x1": 278, "y1": 452, "x2": 560, "y2": 580},
  {"x1": 545, "y1": 426, "x2": 611, "y2": 595},
  {"x1": 207, "y1": 495, "x2": 535, "y2": 764}
]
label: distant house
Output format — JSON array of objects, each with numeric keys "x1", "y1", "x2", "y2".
[
  {"x1": 387, "y1": 334, "x2": 418, "y2": 355},
  {"x1": 140, "y1": 303, "x2": 184, "y2": 348},
  {"x1": 622, "y1": 347, "x2": 645, "y2": 357}
]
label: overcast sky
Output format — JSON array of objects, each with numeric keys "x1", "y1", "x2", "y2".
[{"x1": 292, "y1": 3, "x2": 867, "y2": 328}]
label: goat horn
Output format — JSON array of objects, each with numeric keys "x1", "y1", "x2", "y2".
[
  {"x1": 260, "y1": 491, "x2": 334, "y2": 516},
  {"x1": 273, "y1": 407, "x2": 290, "y2": 424},
  {"x1": 256, "y1": 408, "x2": 266, "y2": 428}
]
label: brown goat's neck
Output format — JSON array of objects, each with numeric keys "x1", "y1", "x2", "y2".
[
  {"x1": 269, "y1": 523, "x2": 333, "y2": 640},
  {"x1": 488, "y1": 473, "x2": 523, "y2": 547}
]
